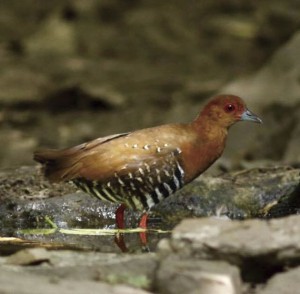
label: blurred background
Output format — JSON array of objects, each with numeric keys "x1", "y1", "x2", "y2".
[{"x1": 0, "y1": 0, "x2": 300, "y2": 171}]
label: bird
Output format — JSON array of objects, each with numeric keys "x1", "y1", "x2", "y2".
[{"x1": 34, "y1": 94, "x2": 262, "y2": 232}]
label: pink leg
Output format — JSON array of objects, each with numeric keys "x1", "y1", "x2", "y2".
[
  {"x1": 114, "y1": 204, "x2": 128, "y2": 252},
  {"x1": 139, "y1": 212, "x2": 148, "y2": 246},
  {"x1": 115, "y1": 204, "x2": 126, "y2": 229},
  {"x1": 139, "y1": 212, "x2": 148, "y2": 229}
]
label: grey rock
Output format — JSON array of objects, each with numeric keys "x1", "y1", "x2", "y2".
[
  {"x1": 222, "y1": 31, "x2": 300, "y2": 108},
  {"x1": 1, "y1": 250, "x2": 157, "y2": 292},
  {"x1": 0, "y1": 268, "x2": 152, "y2": 294},
  {"x1": 163, "y1": 215, "x2": 300, "y2": 282},
  {"x1": 156, "y1": 255, "x2": 241, "y2": 294},
  {"x1": 170, "y1": 216, "x2": 300, "y2": 260}
]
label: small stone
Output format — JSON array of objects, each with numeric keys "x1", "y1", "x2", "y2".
[
  {"x1": 6, "y1": 248, "x2": 50, "y2": 265},
  {"x1": 156, "y1": 255, "x2": 241, "y2": 294}
]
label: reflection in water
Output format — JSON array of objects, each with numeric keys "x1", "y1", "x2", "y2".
[
  {"x1": 13, "y1": 229, "x2": 171, "y2": 253},
  {"x1": 1, "y1": 221, "x2": 172, "y2": 254}
]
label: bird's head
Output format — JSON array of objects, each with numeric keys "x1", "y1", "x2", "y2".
[{"x1": 197, "y1": 94, "x2": 262, "y2": 128}]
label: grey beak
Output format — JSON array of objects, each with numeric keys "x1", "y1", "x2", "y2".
[{"x1": 240, "y1": 109, "x2": 263, "y2": 124}]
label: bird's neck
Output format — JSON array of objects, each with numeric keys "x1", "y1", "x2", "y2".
[
  {"x1": 191, "y1": 114, "x2": 228, "y2": 141},
  {"x1": 181, "y1": 117, "x2": 228, "y2": 183}
]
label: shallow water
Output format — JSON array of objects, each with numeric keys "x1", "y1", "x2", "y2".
[{"x1": 0, "y1": 214, "x2": 172, "y2": 255}]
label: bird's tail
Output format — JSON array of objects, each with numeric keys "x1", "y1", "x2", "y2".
[
  {"x1": 34, "y1": 134, "x2": 128, "y2": 182},
  {"x1": 33, "y1": 148, "x2": 82, "y2": 182}
]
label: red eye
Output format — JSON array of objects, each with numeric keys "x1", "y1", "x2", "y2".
[{"x1": 225, "y1": 104, "x2": 235, "y2": 112}]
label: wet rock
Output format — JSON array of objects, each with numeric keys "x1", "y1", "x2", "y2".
[
  {"x1": 156, "y1": 255, "x2": 241, "y2": 294},
  {"x1": 0, "y1": 165, "x2": 299, "y2": 254},
  {"x1": 258, "y1": 266, "x2": 300, "y2": 294},
  {"x1": 1, "y1": 166, "x2": 300, "y2": 232},
  {"x1": 154, "y1": 166, "x2": 300, "y2": 221},
  {"x1": 163, "y1": 215, "x2": 300, "y2": 282}
]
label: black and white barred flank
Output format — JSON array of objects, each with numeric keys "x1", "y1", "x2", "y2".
[{"x1": 73, "y1": 154, "x2": 185, "y2": 211}]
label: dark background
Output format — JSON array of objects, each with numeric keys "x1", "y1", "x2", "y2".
[{"x1": 0, "y1": 0, "x2": 300, "y2": 170}]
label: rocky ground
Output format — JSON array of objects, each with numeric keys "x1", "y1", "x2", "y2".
[
  {"x1": 2, "y1": 214, "x2": 300, "y2": 294},
  {"x1": 1, "y1": 1, "x2": 300, "y2": 293}
]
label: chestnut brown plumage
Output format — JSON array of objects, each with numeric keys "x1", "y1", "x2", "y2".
[{"x1": 34, "y1": 94, "x2": 262, "y2": 229}]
